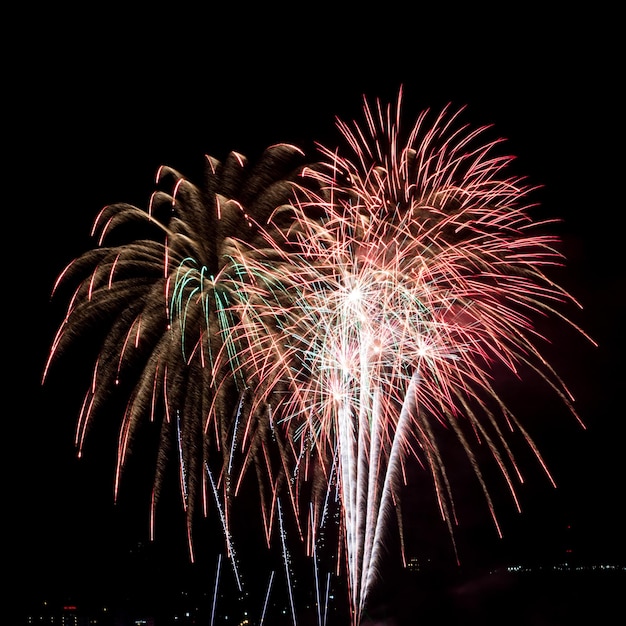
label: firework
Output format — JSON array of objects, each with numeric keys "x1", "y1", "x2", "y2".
[
  {"x1": 43, "y1": 142, "x2": 324, "y2": 563},
  {"x1": 220, "y1": 89, "x2": 591, "y2": 623},
  {"x1": 45, "y1": 89, "x2": 591, "y2": 625}
]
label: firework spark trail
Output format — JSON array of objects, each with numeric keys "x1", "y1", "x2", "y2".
[
  {"x1": 310, "y1": 503, "x2": 324, "y2": 626},
  {"x1": 210, "y1": 553, "x2": 222, "y2": 626},
  {"x1": 359, "y1": 387, "x2": 382, "y2": 605},
  {"x1": 361, "y1": 370, "x2": 420, "y2": 615},
  {"x1": 259, "y1": 569, "x2": 275, "y2": 626},
  {"x1": 278, "y1": 497, "x2": 298, "y2": 626},
  {"x1": 205, "y1": 462, "x2": 242, "y2": 591}
]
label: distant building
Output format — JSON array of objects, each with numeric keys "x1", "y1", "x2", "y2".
[
  {"x1": 24, "y1": 602, "x2": 89, "y2": 626},
  {"x1": 22, "y1": 600, "x2": 157, "y2": 626},
  {"x1": 406, "y1": 555, "x2": 431, "y2": 573}
]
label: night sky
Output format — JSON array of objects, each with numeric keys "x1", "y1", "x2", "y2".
[{"x1": 8, "y1": 6, "x2": 625, "y2": 623}]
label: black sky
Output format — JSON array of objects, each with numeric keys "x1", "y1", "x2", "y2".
[{"x1": 7, "y1": 5, "x2": 625, "y2": 621}]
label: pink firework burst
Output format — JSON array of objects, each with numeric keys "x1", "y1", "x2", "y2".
[{"x1": 222, "y1": 89, "x2": 592, "y2": 624}]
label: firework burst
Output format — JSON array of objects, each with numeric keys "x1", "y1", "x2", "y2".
[
  {"x1": 43, "y1": 142, "x2": 326, "y2": 567},
  {"x1": 221, "y1": 89, "x2": 591, "y2": 623},
  {"x1": 45, "y1": 89, "x2": 591, "y2": 625}
]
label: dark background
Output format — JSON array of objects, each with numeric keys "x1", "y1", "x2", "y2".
[{"x1": 7, "y1": 5, "x2": 624, "y2": 623}]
